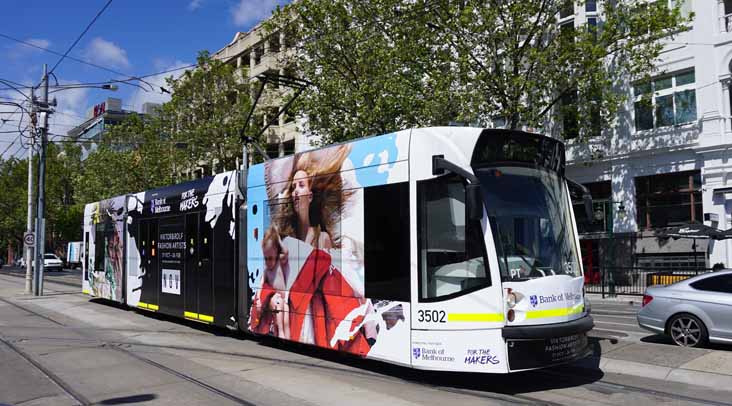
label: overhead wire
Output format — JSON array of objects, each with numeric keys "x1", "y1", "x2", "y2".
[
  {"x1": 0, "y1": 32, "x2": 192, "y2": 93},
  {"x1": 48, "y1": 0, "x2": 114, "y2": 76}
]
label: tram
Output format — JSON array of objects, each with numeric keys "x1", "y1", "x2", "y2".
[{"x1": 82, "y1": 127, "x2": 594, "y2": 373}]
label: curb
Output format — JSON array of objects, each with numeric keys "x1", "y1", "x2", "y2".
[{"x1": 573, "y1": 355, "x2": 732, "y2": 391}]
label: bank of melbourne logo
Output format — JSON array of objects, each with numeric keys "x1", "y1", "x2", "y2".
[
  {"x1": 530, "y1": 295, "x2": 538, "y2": 307},
  {"x1": 413, "y1": 347, "x2": 421, "y2": 359}
]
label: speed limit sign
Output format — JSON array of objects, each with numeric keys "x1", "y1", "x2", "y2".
[{"x1": 23, "y1": 232, "x2": 35, "y2": 247}]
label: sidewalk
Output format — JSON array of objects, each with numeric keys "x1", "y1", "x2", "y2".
[{"x1": 579, "y1": 331, "x2": 732, "y2": 390}]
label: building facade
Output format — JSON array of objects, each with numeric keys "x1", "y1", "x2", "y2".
[
  {"x1": 67, "y1": 97, "x2": 160, "y2": 159},
  {"x1": 213, "y1": 21, "x2": 317, "y2": 157},
  {"x1": 566, "y1": 1, "x2": 732, "y2": 277}
]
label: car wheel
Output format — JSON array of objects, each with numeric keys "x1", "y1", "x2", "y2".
[{"x1": 668, "y1": 313, "x2": 708, "y2": 348}]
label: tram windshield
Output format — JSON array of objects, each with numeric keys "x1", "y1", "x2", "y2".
[{"x1": 477, "y1": 166, "x2": 581, "y2": 281}]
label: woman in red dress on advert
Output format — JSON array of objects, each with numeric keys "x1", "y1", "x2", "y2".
[{"x1": 249, "y1": 145, "x2": 377, "y2": 355}]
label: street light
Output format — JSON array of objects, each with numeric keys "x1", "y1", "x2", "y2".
[{"x1": 48, "y1": 82, "x2": 119, "y2": 94}]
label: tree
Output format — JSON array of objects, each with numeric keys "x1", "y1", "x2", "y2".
[
  {"x1": 0, "y1": 158, "x2": 31, "y2": 252},
  {"x1": 73, "y1": 114, "x2": 179, "y2": 204},
  {"x1": 74, "y1": 51, "x2": 255, "y2": 203},
  {"x1": 163, "y1": 51, "x2": 256, "y2": 172},
  {"x1": 269, "y1": 0, "x2": 690, "y2": 143}
]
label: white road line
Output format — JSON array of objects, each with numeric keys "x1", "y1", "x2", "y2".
[
  {"x1": 594, "y1": 314, "x2": 637, "y2": 319},
  {"x1": 594, "y1": 320, "x2": 641, "y2": 328},
  {"x1": 591, "y1": 309, "x2": 640, "y2": 316}
]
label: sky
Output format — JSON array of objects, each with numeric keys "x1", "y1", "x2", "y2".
[{"x1": 0, "y1": 0, "x2": 289, "y2": 159}]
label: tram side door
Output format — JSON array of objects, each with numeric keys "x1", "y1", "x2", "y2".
[
  {"x1": 185, "y1": 213, "x2": 214, "y2": 322},
  {"x1": 140, "y1": 219, "x2": 160, "y2": 309}
]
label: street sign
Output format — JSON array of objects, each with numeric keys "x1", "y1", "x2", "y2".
[{"x1": 23, "y1": 232, "x2": 35, "y2": 247}]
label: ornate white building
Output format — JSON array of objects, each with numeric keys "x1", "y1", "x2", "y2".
[{"x1": 566, "y1": 1, "x2": 732, "y2": 273}]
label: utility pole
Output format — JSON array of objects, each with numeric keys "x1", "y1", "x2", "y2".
[
  {"x1": 25, "y1": 89, "x2": 35, "y2": 294},
  {"x1": 33, "y1": 64, "x2": 49, "y2": 296}
]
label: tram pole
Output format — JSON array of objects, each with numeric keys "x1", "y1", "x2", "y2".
[
  {"x1": 33, "y1": 64, "x2": 49, "y2": 296},
  {"x1": 25, "y1": 90, "x2": 35, "y2": 294}
]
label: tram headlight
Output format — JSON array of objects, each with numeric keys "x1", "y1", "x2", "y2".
[
  {"x1": 505, "y1": 289, "x2": 524, "y2": 309},
  {"x1": 507, "y1": 292, "x2": 518, "y2": 308}
]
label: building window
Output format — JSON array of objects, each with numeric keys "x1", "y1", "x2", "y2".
[
  {"x1": 561, "y1": 89, "x2": 579, "y2": 139},
  {"x1": 635, "y1": 170, "x2": 702, "y2": 229},
  {"x1": 254, "y1": 44, "x2": 264, "y2": 65},
  {"x1": 268, "y1": 34, "x2": 280, "y2": 54},
  {"x1": 586, "y1": 0, "x2": 597, "y2": 12},
  {"x1": 634, "y1": 69, "x2": 696, "y2": 131},
  {"x1": 572, "y1": 181, "x2": 612, "y2": 234},
  {"x1": 560, "y1": 1, "x2": 574, "y2": 18}
]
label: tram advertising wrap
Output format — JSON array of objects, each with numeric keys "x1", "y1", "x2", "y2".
[
  {"x1": 83, "y1": 195, "x2": 126, "y2": 302},
  {"x1": 247, "y1": 133, "x2": 412, "y2": 364},
  {"x1": 82, "y1": 128, "x2": 592, "y2": 374}
]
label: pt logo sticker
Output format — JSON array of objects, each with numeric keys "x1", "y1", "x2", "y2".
[
  {"x1": 530, "y1": 295, "x2": 538, "y2": 307},
  {"x1": 413, "y1": 347, "x2": 421, "y2": 359}
]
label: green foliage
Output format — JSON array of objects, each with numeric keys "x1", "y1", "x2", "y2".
[
  {"x1": 0, "y1": 158, "x2": 31, "y2": 248},
  {"x1": 0, "y1": 53, "x2": 255, "y2": 249},
  {"x1": 74, "y1": 51, "x2": 254, "y2": 202},
  {"x1": 162, "y1": 51, "x2": 256, "y2": 170},
  {"x1": 270, "y1": 0, "x2": 690, "y2": 143}
]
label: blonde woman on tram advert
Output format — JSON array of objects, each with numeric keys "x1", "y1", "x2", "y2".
[{"x1": 249, "y1": 145, "x2": 379, "y2": 354}]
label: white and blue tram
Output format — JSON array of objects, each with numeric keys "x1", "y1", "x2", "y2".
[{"x1": 82, "y1": 127, "x2": 593, "y2": 373}]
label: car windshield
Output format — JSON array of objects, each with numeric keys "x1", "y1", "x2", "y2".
[{"x1": 477, "y1": 166, "x2": 581, "y2": 281}]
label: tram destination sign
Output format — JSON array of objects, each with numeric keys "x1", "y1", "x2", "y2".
[{"x1": 507, "y1": 333, "x2": 590, "y2": 371}]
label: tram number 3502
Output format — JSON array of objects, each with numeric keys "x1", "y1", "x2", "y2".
[{"x1": 417, "y1": 310, "x2": 446, "y2": 323}]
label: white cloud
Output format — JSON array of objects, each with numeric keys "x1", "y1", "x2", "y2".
[
  {"x1": 8, "y1": 38, "x2": 51, "y2": 60},
  {"x1": 48, "y1": 81, "x2": 90, "y2": 139},
  {"x1": 188, "y1": 0, "x2": 203, "y2": 11},
  {"x1": 26, "y1": 38, "x2": 51, "y2": 50},
  {"x1": 84, "y1": 37, "x2": 130, "y2": 69},
  {"x1": 128, "y1": 61, "x2": 192, "y2": 112},
  {"x1": 231, "y1": 0, "x2": 286, "y2": 27}
]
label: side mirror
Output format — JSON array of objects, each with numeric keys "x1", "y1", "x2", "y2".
[
  {"x1": 567, "y1": 178, "x2": 593, "y2": 221},
  {"x1": 467, "y1": 183, "x2": 483, "y2": 221}
]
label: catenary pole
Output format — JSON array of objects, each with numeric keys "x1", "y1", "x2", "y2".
[
  {"x1": 33, "y1": 64, "x2": 48, "y2": 296},
  {"x1": 25, "y1": 90, "x2": 34, "y2": 294}
]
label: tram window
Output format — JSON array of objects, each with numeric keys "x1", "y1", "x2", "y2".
[
  {"x1": 95, "y1": 224, "x2": 105, "y2": 273},
  {"x1": 364, "y1": 182, "x2": 410, "y2": 301},
  {"x1": 418, "y1": 175, "x2": 490, "y2": 302},
  {"x1": 84, "y1": 232, "x2": 89, "y2": 281}
]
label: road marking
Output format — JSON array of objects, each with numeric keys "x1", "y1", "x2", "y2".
[
  {"x1": 594, "y1": 314, "x2": 637, "y2": 320},
  {"x1": 594, "y1": 320, "x2": 641, "y2": 327}
]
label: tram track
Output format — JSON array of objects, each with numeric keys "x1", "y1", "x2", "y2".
[
  {"x1": 3, "y1": 296, "x2": 731, "y2": 405},
  {"x1": 0, "y1": 297, "x2": 259, "y2": 405},
  {"x1": 0, "y1": 335, "x2": 91, "y2": 406},
  {"x1": 0, "y1": 271, "x2": 82, "y2": 290}
]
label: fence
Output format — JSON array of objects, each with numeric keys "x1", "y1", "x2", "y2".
[{"x1": 585, "y1": 267, "x2": 712, "y2": 297}]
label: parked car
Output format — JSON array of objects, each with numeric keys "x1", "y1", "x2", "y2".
[
  {"x1": 43, "y1": 253, "x2": 64, "y2": 272},
  {"x1": 20, "y1": 254, "x2": 64, "y2": 272},
  {"x1": 638, "y1": 270, "x2": 732, "y2": 347}
]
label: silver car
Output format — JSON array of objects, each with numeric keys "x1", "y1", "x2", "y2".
[{"x1": 638, "y1": 270, "x2": 732, "y2": 347}]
